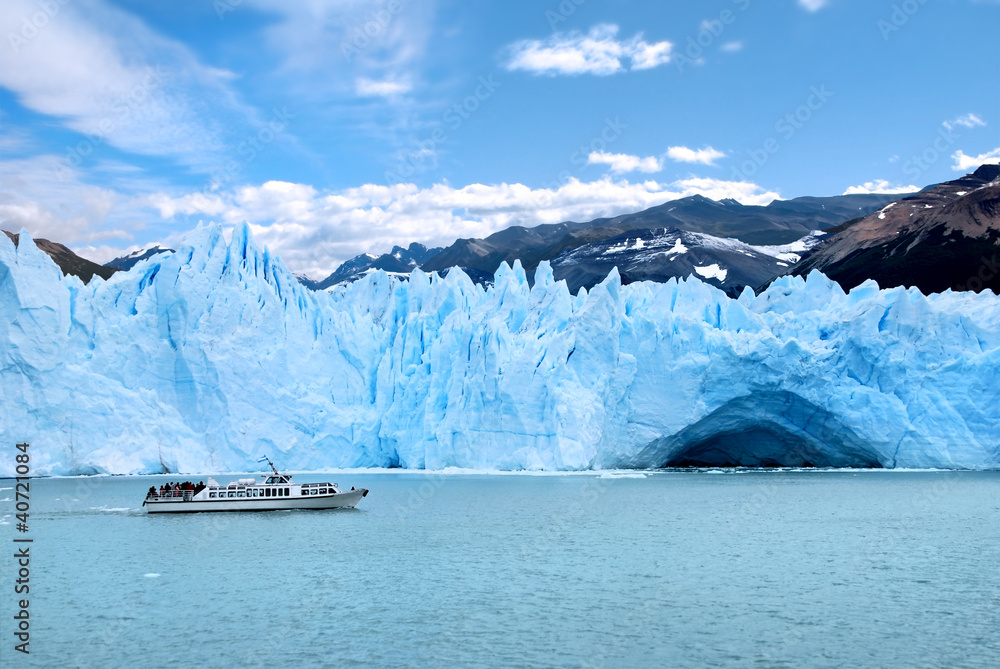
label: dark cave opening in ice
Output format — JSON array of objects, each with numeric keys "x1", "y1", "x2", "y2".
[{"x1": 637, "y1": 391, "x2": 886, "y2": 468}]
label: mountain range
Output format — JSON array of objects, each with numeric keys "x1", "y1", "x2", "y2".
[
  {"x1": 417, "y1": 192, "x2": 901, "y2": 281},
  {"x1": 3, "y1": 167, "x2": 998, "y2": 296}
]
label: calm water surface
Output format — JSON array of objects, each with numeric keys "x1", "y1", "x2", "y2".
[{"x1": 1, "y1": 470, "x2": 999, "y2": 668}]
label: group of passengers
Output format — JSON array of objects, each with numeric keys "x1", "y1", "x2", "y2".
[{"x1": 146, "y1": 481, "x2": 206, "y2": 498}]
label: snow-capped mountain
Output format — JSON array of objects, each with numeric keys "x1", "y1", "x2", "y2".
[
  {"x1": 302, "y1": 242, "x2": 442, "y2": 290},
  {"x1": 2, "y1": 223, "x2": 998, "y2": 476},
  {"x1": 420, "y1": 192, "x2": 902, "y2": 278},
  {"x1": 792, "y1": 165, "x2": 1000, "y2": 294},
  {"x1": 105, "y1": 245, "x2": 174, "y2": 271},
  {"x1": 549, "y1": 227, "x2": 824, "y2": 295}
]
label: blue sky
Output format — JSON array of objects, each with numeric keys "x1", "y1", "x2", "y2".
[{"x1": 1, "y1": 0, "x2": 998, "y2": 277}]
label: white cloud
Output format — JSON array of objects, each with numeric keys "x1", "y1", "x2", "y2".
[
  {"x1": 355, "y1": 78, "x2": 412, "y2": 97},
  {"x1": 951, "y1": 147, "x2": 1000, "y2": 171},
  {"x1": 798, "y1": 0, "x2": 830, "y2": 11},
  {"x1": 666, "y1": 146, "x2": 726, "y2": 166},
  {"x1": 242, "y1": 0, "x2": 434, "y2": 121},
  {"x1": 0, "y1": 155, "x2": 131, "y2": 246},
  {"x1": 720, "y1": 41, "x2": 744, "y2": 52},
  {"x1": 943, "y1": 113, "x2": 987, "y2": 131},
  {"x1": 842, "y1": 180, "x2": 919, "y2": 195},
  {"x1": 504, "y1": 24, "x2": 672, "y2": 76},
  {"x1": 628, "y1": 40, "x2": 674, "y2": 71},
  {"x1": 245, "y1": 0, "x2": 431, "y2": 73},
  {"x1": 0, "y1": 0, "x2": 259, "y2": 172},
  {"x1": 587, "y1": 152, "x2": 663, "y2": 174}
]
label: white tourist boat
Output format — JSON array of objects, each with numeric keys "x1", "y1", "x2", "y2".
[{"x1": 143, "y1": 457, "x2": 368, "y2": 514}]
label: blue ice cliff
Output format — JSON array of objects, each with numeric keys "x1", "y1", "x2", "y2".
[{"x1": 1, "y1": 223, "x2": 998, "y2": 475}]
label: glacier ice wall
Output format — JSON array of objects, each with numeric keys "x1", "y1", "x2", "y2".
[{"x1": 1, "y1": 223, "x2": 998, "y2": 475}]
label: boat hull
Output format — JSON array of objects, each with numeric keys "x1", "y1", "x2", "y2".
[{"x1": 145, "y1": 489, "x2": 367, "y2": 514}]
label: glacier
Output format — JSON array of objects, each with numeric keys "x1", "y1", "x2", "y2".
[{"x1": 1, "y1": 223, "x2": 998, "y2": 476}]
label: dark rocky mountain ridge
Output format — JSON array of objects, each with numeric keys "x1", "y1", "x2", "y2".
[
  {"x1": 790, "y1": 165, "x2": 1000, "y2": 294},
  {"x1": 302, "y1": 242, "x2": 442, "y2": 290},
  {"x1": 105, "y1": 246, "x2": 174, "y2": 271},
  {"x1": 2, "y1": 230, "x2": 117, "y2": 284}
]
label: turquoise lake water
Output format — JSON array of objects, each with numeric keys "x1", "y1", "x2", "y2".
[{"x1": 1, "y1": 470, "x2": 999, "y2": 668}]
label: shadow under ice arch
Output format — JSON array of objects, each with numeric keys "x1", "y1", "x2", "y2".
[{"x1": 631, "y1": 391, "x2": 886, "y2": 468}]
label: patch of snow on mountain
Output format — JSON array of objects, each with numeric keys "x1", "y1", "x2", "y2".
[
  {"x1": 878, "y1": 202, "x2": 897, "y2": 219},
  {"x1": 694, "y1": 264, "x2": 728, "y2": 281},
  {"x1": 751, "y1": 231, "x2": 825, "y2": 263},
  {"x1": 664, "y1": 238, "x2": 687, "y2": 256}
]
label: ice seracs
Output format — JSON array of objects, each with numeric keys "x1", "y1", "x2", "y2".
[{"x1": 1, "y1": 223, "x2": 999, "y2": 475}]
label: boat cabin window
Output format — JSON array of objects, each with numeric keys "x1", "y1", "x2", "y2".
[
  {"x1": 319, "y1": 489, "x2": 327, "y2": 494},
  {"x1": 209, "y1": 492, "x2": 216, "y2": 498},
  {"x1": 228, "y1": 491, "x2": 236, "y2": 498}
]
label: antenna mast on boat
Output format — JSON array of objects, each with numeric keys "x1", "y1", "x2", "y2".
[{"x1": 258, "y1": 455, "x2": 281, "y2": 477}]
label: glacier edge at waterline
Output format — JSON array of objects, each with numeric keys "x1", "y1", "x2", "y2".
[{"x1": 1, "y1": 223, "x2": 998, "y2": 476}]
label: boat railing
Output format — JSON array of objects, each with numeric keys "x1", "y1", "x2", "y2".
[{"x1": 147, "y1": 490, "x2": 197, "y2": 501}]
